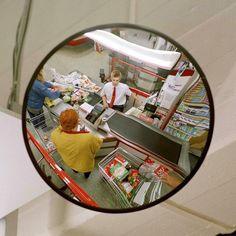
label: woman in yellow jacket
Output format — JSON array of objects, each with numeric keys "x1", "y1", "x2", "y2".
[{"x1": 51, "y1": 109, "x2": 103, "y2": 178}]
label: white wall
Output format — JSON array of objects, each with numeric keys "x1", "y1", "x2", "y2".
[
  {"x1": 0, "y1": 108, "x2": 49, "y2": 219},
  {"x1": 1, "y1": 0, "x2": 236, "y2": 235}
]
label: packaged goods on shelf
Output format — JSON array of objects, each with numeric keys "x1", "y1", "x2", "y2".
[
  {"x1": 104, "y1": 153, "x2": 132, "y2": 181},
  {"x1": 110, "y1": 163, "x2": 129, "y2": 181},
  {"x1": 99, "y1": 148, "x2": 145, "y2": 206},
  {"x1": 120, "y1": 182, "x2": 133, "y2": 199},
  {"x1": 50, "y1": 68, "x2": 101, "y2": 92},
  {"x1": 99, "y1": 148, "x2": 177, "y2": 207},
  {"x1": 164, "y1": 79, "x2": 210, "y2": 141},
  {"x1": 128, "y1": 169, "x2": 140, "y2": 188},
  {"x1": 139, "y1": 158, "x2": 169, "y2": 181}
]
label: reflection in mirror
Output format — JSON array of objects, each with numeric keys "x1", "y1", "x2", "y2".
[{"x1": 23, "y1": 25, "x2": 213, "y2": 212}]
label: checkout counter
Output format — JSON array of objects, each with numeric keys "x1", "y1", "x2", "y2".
[
  {"x1": 31, "y1": 71, "x2": 191, "y2": 207},
  {"x1": 106, "y1": 112, "x2": 190, "y2": 175},
  {"x1": 44, "y1": 68, "x2": 191, "y2": 177},
  {"x1": 46, "y1": 92, "x2": 190, "y2": 177}
]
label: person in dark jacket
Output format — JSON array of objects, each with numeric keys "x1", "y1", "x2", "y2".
[{"x1": 27, "y1": 70, "x2": 61, "y2": 128}]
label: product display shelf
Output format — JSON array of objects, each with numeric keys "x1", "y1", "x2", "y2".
[{"x1": 164, "y1": 79, "x2": 210, "y2": 141}]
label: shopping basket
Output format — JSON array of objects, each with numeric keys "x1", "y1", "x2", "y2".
[{"x1": 98, "y1": 147, "x2": 145, "y2": 207}]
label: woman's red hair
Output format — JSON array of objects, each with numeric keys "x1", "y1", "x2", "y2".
[{"x1": 59, "y1": 109, "x2": 78, "y2": 131}]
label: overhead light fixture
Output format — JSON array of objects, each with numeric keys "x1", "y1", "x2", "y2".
[{"x1": 84, "y1": 30, "x2": 181, "y2": 70}]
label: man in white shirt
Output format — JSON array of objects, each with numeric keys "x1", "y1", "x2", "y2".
[{"x1": 100, "y1": 70, "x2": 136, "y2": 112}]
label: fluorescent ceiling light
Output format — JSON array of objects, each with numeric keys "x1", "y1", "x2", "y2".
[{"x1": 84, "y1": 30, "x2": 181, "y2": 70}]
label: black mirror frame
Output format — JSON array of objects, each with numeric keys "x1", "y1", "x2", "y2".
[{"x1": 22, "y1": 23, "x2": 214, "y2": 214}]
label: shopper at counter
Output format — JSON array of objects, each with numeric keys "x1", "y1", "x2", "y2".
[
  {"x1": 27, "y1": 70, "x2": 61, "y2": 128},
  {"x1": 101, "y1": 70, "x2": 136, "y2": 112},
  {"x1": 51, "y1": 109, "x2": 103, "y2": 178}
]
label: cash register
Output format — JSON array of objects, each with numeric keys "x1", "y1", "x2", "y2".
[{"x1": 85, "y1": 103, "x2": 115, "y2": 130}]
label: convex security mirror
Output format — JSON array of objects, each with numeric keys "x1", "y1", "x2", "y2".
[{"x1": 22, "y1": 24, "x2": 214, "y2": 213}]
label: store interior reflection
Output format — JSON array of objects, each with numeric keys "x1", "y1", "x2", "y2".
[{"x1": 23, "y1": 25, "x2": 213, "y2": 211}]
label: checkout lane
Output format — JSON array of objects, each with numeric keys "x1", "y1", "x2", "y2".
[
  {"x1": 48, "y1": 98, "x2": 190, "y2": 206},
  {"x1": 33, "y1": 69, "x2": 192, "y2": 207},
  {"x1": 46, "y1": 87, "x2": 190, "y2": 177},
  {"x1": 106, "y1": 112, "x2": 190, "y2": 175},
  {"x1": 45, "y1": 66, "x2": 191, "y2": 176}
]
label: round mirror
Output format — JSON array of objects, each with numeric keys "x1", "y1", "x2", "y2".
[{"x1": 22, "y1": 23, "x2": 214, "y2": 213}]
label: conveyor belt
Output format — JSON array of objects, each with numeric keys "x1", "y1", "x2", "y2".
[{"x1": 107, "y1": 113, "x2": 181, "y2": 164}]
